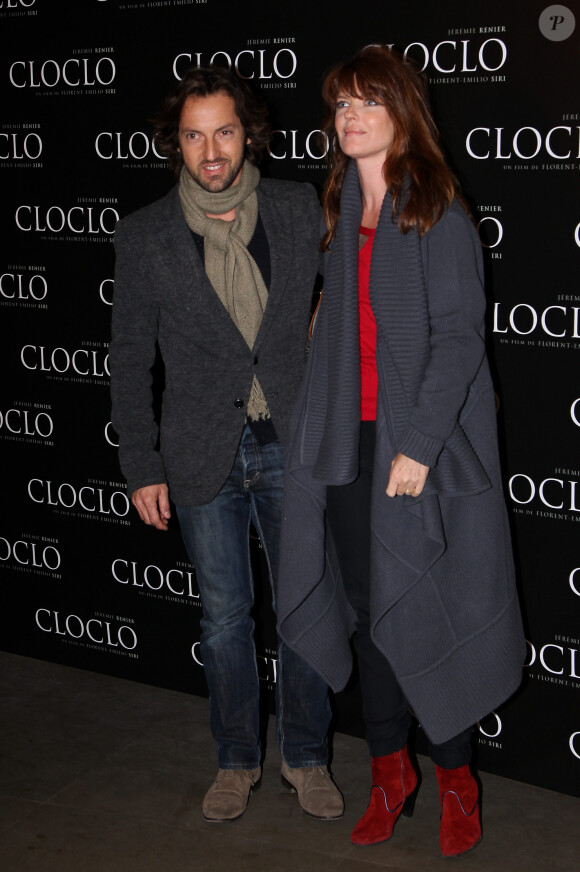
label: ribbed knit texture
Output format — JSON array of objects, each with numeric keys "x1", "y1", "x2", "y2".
[{"x1": 277, "y1": 162, "x2": 525, "y2": 744}]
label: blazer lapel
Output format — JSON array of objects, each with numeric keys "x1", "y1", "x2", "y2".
[
  {"x1": 150, "y1": 183, "x2": 293, "y2": 352},
  {"x1": 154, "y1": 187, "x2": 250, "y2": 350}
]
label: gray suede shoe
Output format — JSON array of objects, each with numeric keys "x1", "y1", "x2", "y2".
[
  {"x1": 280, "y1": 761, "x2": 344, "y2": 820},
  {"x1": 203, "y1": 767, "x2": 261, "y2": 822}
]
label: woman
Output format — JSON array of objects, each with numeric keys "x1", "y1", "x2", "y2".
[{"x1": 276, "y1": 46, "x2": 525, "y2": 856}]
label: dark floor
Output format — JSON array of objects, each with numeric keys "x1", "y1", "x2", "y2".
[{"x1": 1, "y1": 651, "x2": 579, "y2": 871}]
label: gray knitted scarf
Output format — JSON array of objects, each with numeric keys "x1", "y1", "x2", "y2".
[{"x1": 178, "y1": 160, "x2": 270, "y2": 423}]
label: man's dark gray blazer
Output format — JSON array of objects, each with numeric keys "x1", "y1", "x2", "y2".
[{"x1": 110, "y1": 179, "x2": 320, "y2": 506}]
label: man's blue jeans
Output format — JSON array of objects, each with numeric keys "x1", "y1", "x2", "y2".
[{"x1": 176, "y1": 425, "x2": 331, "y2": 770}]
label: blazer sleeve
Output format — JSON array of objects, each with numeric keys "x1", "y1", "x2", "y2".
[
  {"x1": 396, "y1": 204, "x2": 488, "y2": 468},
  {"x1": 109, "y1": 220, "x2": 167, "y2": 494}
]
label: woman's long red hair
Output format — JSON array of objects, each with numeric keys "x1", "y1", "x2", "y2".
[{"x1": 321, "y1": 45, "x2": 460, "y2": 249}]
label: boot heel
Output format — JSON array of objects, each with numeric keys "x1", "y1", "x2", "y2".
[{"x1": 402, "y1": 785, "x2": 418, "y2": 818}]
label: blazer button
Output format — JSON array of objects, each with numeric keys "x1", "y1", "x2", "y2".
[
  {"x1": 234, "y1": 398, "x2": 244, "y2": 408},
  {"x1": 254, "y1": 356, "x2": 258, "y2": 365}
]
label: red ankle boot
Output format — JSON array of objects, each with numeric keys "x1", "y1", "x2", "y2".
[
  {"x1": 435, "y1": 764, "x2": 481, "y2": 857},
  {"x1": 351, "y1": 746, "x2": 418, "y2": 846}
]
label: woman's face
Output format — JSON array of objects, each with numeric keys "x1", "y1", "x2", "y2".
[{"x1": 334, "y1": 93, "x2": 395, "y2": 166}]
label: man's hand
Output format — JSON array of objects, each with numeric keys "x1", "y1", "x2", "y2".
[
  {"x1": 131, "y1": 483, "x2": 171, "y2": 530},
  {"x1": 386, "y1": 453, "x2": 429, "y2": 498}
]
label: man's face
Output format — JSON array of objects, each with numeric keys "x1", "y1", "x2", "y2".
[{"x1": 178, "y1": 91, "x2": 249, "y2": 192}]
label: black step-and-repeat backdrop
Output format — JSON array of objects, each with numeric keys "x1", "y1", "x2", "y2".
[{"x1": 1, "y1": 0, "x2": 579, "y2": 796}]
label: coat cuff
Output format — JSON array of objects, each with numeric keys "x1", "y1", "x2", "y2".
[
  {"x1": 397, "y1": 426, "x2": 444, "y2": 469},
  {"x1": 124, "y1": 456, "x2": 167, "y2": 498}
]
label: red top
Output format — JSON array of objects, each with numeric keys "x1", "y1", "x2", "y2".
[{"x1": 358, "y1": 226, "x2": 378, "y2": 421}]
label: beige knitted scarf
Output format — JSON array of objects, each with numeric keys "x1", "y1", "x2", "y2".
[{"x1": 178, "y1": 160, "x2": 270, "y2": 423}]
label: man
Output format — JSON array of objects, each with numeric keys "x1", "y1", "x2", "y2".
[{"x1": 109, "y1": 67, "x2": 342, "y2": 824}]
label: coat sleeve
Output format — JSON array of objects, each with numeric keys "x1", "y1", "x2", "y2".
[
  {"x1": 109, "y1": 220, "x2": 167, "y2": 494},
  {"x1": 396, "y1": 205, "x2": 488, "y2": 468}
]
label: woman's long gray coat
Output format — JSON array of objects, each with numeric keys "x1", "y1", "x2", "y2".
[{"x1": 276, "y1": 164, "x2": 525, "y2": 745}]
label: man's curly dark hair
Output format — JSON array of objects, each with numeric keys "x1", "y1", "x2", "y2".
[{"x1": 153, "y1": 66, "x2": 271, "y2": 175}]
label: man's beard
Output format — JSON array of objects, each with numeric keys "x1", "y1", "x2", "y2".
[{"x1": 190, "y1": 155, "x2": 244, "y2": 193}]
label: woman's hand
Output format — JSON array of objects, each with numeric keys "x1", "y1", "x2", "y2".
[{"x1": 386, "y1": 453, "x2": 429, "y2": 498}]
